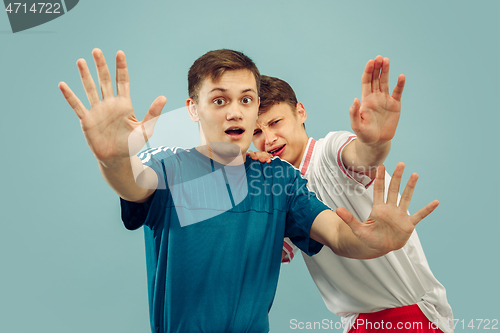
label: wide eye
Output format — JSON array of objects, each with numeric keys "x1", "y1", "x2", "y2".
[
  {"x1": 253, "y1": 129, "x2": 262, "y2": 136},
  {"x1": 241, "y1": 97, "x2": 252, "y2": 104},
  {"x1": 213, "y1": 98, "x2": 227, "y2": 106}
]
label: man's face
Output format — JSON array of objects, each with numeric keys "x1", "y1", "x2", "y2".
[
  {"x1": 191, "y1": 69, "x2": 259, "y2": 160},
  {"x1": 253, "y1": 102, "x2": 308, "y2": 168}
]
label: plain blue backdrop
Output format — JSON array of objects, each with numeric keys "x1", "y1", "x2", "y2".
[{"x1": 1, "y1": 1, "x2": 499, "y2": 332}]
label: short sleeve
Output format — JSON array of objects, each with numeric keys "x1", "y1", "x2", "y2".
[
  {"x1": 322, "y1": 131, "x2": 374, "y2": 188},
  {"x1": 120, "y1": 147, "x2": 170, "y2": 230},
  {"x1": 284, "y1": 168, "x2": 329, "y2": 256},
  {"x1": 281, "y1": 238, "x2": 299, "y2": 264},
  {"x1": 120, "y1": 193, "x2": 156, "y2": 230}
]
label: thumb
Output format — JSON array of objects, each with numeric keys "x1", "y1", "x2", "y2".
[
  {"x1": 141, "y1": 96, "x2": 167, "y2": 143},
  {"x1": 143, "y1": 96, "x2": 167, "y2": 123},
  {"x1": 336, "y1": 207, "x2": 363, "y2": 232},
  {"x1": 410, "y1": 199, "x2": 439, "y2": 226},
  {"x1": 349, "y1": 98, "x2": 361, "y2": 128},
  {"x1": 349, "y1": 98, "x2": 360, "y2": 115}
]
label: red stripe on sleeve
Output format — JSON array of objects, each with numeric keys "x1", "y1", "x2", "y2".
[{"x1": 283, "y1": 241, "x2": 295, "y2": 261}]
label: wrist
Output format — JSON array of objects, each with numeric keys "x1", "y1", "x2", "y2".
[
  {"x1": 363, "y1": 246, "x2": 389, "y2": 259},
  {"x1": 98, "y1": 156, "x2": 131, "y2": 169},
  {"x1": 356, "y1": 139, "x2": 391, "y2": 150},
  {"x1": 355, "y1": 140, "x2": 391, "y2": 164}
]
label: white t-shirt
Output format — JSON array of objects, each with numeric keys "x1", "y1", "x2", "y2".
[{"x1": 282, "y1": 131, "x2": 453, "y2": 333}]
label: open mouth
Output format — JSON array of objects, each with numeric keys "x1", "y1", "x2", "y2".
[
  {"x1": 268, "y1": 144, "x2": 285, "y2": 156},
  {"x1": 225, "y1": 127, "x2": 245, "y2": 139},
  {"x1": 225, "y1": 128, "x2": 244, "y2": 135}
]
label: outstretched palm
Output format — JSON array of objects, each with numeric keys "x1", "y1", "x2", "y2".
[
  {"x1": 59, "y1": 49, "x2": 166, "y2": 165},
  {"x1": 350, "y1": 56, "x2": 405, "y2": 145},
  {"x1": 337, "y1": 163, "x2": 439, "y2": 254}
]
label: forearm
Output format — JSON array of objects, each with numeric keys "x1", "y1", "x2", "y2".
[
  {"x1": 310, "y1": 210, "x2": 387, "y2": 259},
  {"x1": 341, "y1": 139, "x2": 391, "y2": 178},
  {"x1": 98, "y1": 155, "x2": 157, "y2": 203}
]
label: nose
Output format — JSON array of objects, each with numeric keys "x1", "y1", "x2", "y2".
[
  {"x1": 226, "y1": 103, "x2": 243, "y2": 121},
  {"x1": 263, "y1": 128, "x2": 277, "y2": 146}
]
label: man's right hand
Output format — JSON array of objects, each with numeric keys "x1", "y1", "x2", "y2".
[
  {"x1": 58, "y1": 49, "x2": 167, "y2": 167},
  {"x1": 59, "y1": 49, "x2": 165, "y2": 202}
]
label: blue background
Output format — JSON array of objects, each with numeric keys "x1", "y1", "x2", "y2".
[{"x1": 1, "y1": 1, "x2": 499, "y2": 332}]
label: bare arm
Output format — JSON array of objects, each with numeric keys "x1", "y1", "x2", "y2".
[
  {"x1": 59, "y1": 49, "x2": 166, "y2": 202},
  {"x1": 309, "y1": 163, "x2": 438, "y2": 259},
  {"x1": 97, "y1": 156, "x2": 157, "y2": 203},
  {"x1": 342, "y1": 56, "x2": 405, "y2": 179}
]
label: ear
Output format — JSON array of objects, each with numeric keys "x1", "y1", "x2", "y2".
[
  {"x1": 296, "y1": 102, "x2": 307, "y2": 124},
  {"x1": 186, "y1": 98, "x2": 199, "y2": 122}
]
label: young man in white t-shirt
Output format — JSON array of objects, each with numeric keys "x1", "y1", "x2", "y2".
[{"x1": 250, "y1": 56, "x2": 453, "y2": 333}]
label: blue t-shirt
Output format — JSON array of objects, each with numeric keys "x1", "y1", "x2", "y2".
[{"x1": 121, "y1": 147, "x2": 329, "y2": 333}]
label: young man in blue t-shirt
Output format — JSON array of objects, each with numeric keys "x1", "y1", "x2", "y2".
[{"x1": 59, "y1": 48, "x2": 439, "y2": 333}]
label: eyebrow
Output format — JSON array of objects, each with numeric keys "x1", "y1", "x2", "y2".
[
  {"x1": 256, "y1": 116, "x2": 280, "y2": 128},
  {"x1": 209, "y1": 88, "x2": 226, "y2": 93},
  {"x1": 266, "y1": 117, "x2": 280, "y2": 125},
  {"x1": 241, "y1": 88, "x2": 257, "y2": 94},
  {"x1": 208, "y1": 88, "x2": 257, "y2": 94}
]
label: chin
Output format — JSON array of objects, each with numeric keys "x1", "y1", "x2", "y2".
[{"x1": 210, "y1": 142, "x2": 241, "y2": 158}]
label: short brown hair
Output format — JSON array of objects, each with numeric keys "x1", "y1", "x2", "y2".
[
  {"x1": 188, "y1": 49, "x2": 260, "y2": 103},
  {"x1": 258, "y1": 75, "x2": 298, "y2": 116}
]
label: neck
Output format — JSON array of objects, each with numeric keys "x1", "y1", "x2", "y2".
[
  {"x1": 292, "y1": 134, "x2": 310, "y2": 169},
  {"x1": 195, "y1": 144, "x2": 246, "y2": 166}
]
